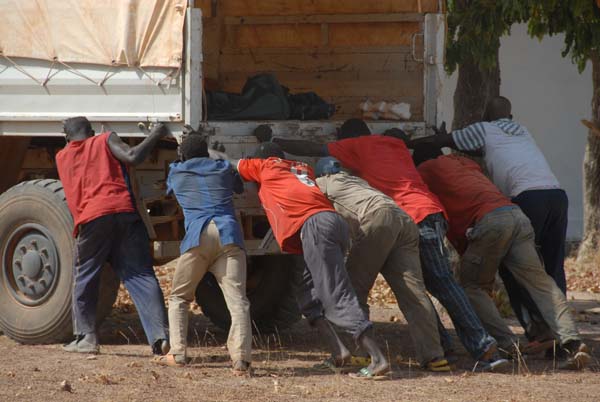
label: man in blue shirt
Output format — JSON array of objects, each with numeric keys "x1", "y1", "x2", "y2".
[{"x1": 154, "y1": 134, "x2": 251, "y2": 375}]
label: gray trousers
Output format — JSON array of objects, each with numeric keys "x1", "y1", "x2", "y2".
[
  {"x1": 457, "y1": 207, "x2": 580, "y2": 349},
  {"x1": 345, "y1": 207, "x2": 444, "y2": 365},
  {"x1": 294, "y1": 211, "x2": 372, "y2": 341}
]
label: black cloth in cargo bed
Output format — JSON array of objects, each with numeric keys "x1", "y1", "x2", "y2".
[{"x1": 206, "y1": 73, "x2": 335, "y2": 121}]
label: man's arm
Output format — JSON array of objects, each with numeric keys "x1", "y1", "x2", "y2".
[
  {"x1": 272, "y1": 138, "x2": 328, "y2": 157},
  {"x1": 108, "y1": 123, "x2": 170, "y2": 166}
]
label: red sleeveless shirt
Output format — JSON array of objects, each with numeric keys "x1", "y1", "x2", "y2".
[{"x1": 56, "y1": 132, "x2": 136, "y2": 236}]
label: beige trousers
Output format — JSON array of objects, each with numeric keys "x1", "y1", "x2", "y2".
[
  {"x1": 345, "y1": 207, "x2": 444, "y2": 365},
  {"x1": 168, "y1": 221, "x2": 251, "y2": 362},
  {"x1": 457, "y1": 208, "x2": 580, "y2": 349}
]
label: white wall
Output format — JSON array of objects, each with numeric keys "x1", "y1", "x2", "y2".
[{"x1": 440, "y1": 24, "x2": 592, "y2": 240}]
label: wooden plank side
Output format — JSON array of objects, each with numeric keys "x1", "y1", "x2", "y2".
[
  {"x1": 0, "y1": 138, "x2": 31, "y2": 194},
  {"x1": 232, "y1": 24, "x2": 321, "y2": 48},
  {"x1": 219, "y1": 0, "x2": 440, "y2": 16},
  {"x1": 329, "y1": 22, "x2": 420, "y2": 47},
  {"x1": 218, "y1": 51, "x2": 421, "y2": 74}
]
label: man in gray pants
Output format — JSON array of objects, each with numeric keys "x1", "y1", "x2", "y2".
[
  {"x1": 231, "y1": 142, "x2": 389, "y2": 378},
  {"x1": 314, "y1": 157, "x2": 450, "y2": 372}
]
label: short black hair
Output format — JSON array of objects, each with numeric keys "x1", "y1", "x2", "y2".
[
  {"x1": 338, "y1": 118, "x2": 371, "y2": 140},
  {"x1": 63, "y1": 116, "x2": 93, "y2": 138},
  {"x1": 412, "y1": 144, "x2": 443, "y2": 166},
  {"x1": 253, "y1": 142, "x2": 285, "y2": 159},
  {"x1": 180, "y1": 135, "x2": 209, "y2": 160}
]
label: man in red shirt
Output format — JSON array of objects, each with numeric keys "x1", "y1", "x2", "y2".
[
  {"x1": 56, "y1": 117, "x2": 169, "y2": 355},
  {"x1": 415, "y1": 147, "x2": 590, "y2": 370},
  {"x1": 232, "y1": 142, "x2": 389, "y2": 378},
  {"x1": 274, "y1": 119, "x2": 505, "y2": 371}
]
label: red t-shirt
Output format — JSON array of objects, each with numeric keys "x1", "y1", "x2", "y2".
[
  {"x1": 327, "y1": 135, "x2": 445, "y2": 224},
  {"x1": 56, "y1": 132, "x2": 136, "y2": 236},
  {"x1": 237, "y1": 157, "x2": 335, "y2": 254},
  {"x1": 417, "y1": 154, "x2": 514, "y2": 254}
]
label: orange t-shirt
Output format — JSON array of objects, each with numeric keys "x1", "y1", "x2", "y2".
[
  {"x1": 56, "y1": 132, "x2": 136, "y2": 236},
  {"x1": 327, "y1": 135, "x2": 445, "y2": 224},
  {"x1": 417, "y1": 154, "x2": 514, "y2": 254},
  {"x1": 237, "y1": 158, "x2": 335, "y2": 254}
]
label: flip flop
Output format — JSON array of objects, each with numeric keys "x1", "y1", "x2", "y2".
[
  {"x1": 425, "y1": 358, "x2": 452, "y2": 372},
  {"x1": 152, "y1": 354, "x2": 185, "y2": 367},
  {"x1": 348, "y1": 367, "x2": 390, "y2": 381}
]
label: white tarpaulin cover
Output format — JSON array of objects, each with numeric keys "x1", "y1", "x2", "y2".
[{"x1": 0, "y1": 0, "x2": 187, "y2": 68}]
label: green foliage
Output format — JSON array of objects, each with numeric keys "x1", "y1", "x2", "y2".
[
  {"x1": 528, "y1": 1, "x2": 600, "y2": 72},
  {"x1": 445, "y1": 0, "x2": 532, "y2": 74}
]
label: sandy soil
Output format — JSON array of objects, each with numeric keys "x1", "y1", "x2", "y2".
[{"x1": 1, "y1": 289, "x2": 599, "y2": 402}]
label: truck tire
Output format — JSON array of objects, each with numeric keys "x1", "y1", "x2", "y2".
[
  {"x1": 0, "y1": 180, "x2": 119, "y2": 344},
  {"x1": 195, "y1": 255, "x2": 300, "y2": 333}
]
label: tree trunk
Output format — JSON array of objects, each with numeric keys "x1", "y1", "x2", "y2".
[
  {"x1": 576, "y1": 52, "x2": 600, "y2": 266},
  {"x1": 452, "y1": 50, "x2": 501, "y2": 129}
]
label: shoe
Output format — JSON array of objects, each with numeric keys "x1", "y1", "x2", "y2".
[
  {"x1": 62, "y1": 337, "x2": 99, "y2": 354},
  {"x1": 474, "y1": 344, "x2": 509, "y2": 372},
  {"x1": 559, "y1": 341, "x2": 591, "y2": 370},
  {"x1": 152, "y1": 339, "x2": 170, "y2": 356}
]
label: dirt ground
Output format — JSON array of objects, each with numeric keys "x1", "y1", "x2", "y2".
[{"x1": 1, "y1": 263, "x2": 600, "y2": 402}]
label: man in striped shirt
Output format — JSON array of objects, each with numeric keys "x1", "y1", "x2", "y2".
[{"x1": 423, "y1": 96, "x2": 568, "y2": 352}]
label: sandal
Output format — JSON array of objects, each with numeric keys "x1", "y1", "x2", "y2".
[
  {"x1": 349, "y1": 367, "x2": 390, "y2": 381},
  {"x1": 232, "y1": 361, "x2": 251, "y2": 377},
  {"x1": 152, "y1": 354, "x2": 185, "y2": 367},
  {"x1": 424, "y1": 357, "x2": 452, "y2": 372}
]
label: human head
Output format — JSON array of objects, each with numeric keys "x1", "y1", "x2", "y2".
[
  {"x1": 484, "y1": 96, "x2": 512, "y2": 122},
  {"x1": 411, "y1": 144, "x2": 443, "y2": 166},
  {"x1": 63, "y1": 116, "x2": 94, "y2": 142},
  {"x1": 253, "y1": 142, "x2": 285, "y2": 159},
  {"x1": 337, "y1": 118, "x2": 371, "y2": 140},
  {"x1": 179, "y1": 134, "x2": 209, "y2": 161},
  {"x1": 315, "y1": 157, "x2": 342, "y2": 177}
]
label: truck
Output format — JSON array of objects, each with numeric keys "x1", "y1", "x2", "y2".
[{"x1": 0, "y1": 0, "x2": 446, "y2": 343}]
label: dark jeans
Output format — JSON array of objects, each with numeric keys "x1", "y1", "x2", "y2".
[
  {"x1": 72, "y1": 213, "x2": 168, "y2": 345},
  {"x1": 293, "y1": 211, "x2": 372, "y2": 341},
  {"x1": 418, "y1": 213, "x2": 496, "y2": 360},
  {"x1": 499, "y1": 189, "x2": 568, "y2": 340}
]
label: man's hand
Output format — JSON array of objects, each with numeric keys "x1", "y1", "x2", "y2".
[{"x1": 149, "y1": 122, "x2": 172, "y2": 139}]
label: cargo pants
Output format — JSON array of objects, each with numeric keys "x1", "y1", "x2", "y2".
[{"x1": 457, "y1": 207, "x2": 580, "y2": 350}]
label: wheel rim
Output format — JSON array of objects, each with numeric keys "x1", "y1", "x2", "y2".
[{"x1": 2, "y1": 223, "x2": 60, "y2": 307}]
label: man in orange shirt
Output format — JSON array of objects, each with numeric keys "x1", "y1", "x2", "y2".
[
  {"x1": 231, "y1": 142, "x2": 389, "y2": 378},
  {"x1": 415, "y1": 146, "x2": 590, "y2": 370}
]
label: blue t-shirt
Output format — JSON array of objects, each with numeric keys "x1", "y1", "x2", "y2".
[{"x1": 167, "y1": 158, "x2": 244, "y2": 254}]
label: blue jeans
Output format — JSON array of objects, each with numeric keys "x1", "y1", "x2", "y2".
[
  {"x1": 418, "y1": 213, "x2": 496, "y2": 360},
  {"x1": 72, "y1": 213, "x2": 168, "y2": 345}
]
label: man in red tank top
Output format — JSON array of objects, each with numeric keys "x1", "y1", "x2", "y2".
[{"x1": 55, "y1": 116, "x2": 170, "y2": 355}]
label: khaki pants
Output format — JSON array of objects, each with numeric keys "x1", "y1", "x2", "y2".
[
  {"x1": 168, "y1": 221, "x2": 251, "y2": 362},
  {"x1": 457, "y1": 207, "x2": 580, "y2": 349},
  {"x1": 346, "y1": 207, "x2": 444, "y2": 365}
]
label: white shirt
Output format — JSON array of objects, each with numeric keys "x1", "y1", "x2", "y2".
[{"x1": 452, "y1": 118, "x2": 561, "y2": 198}]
